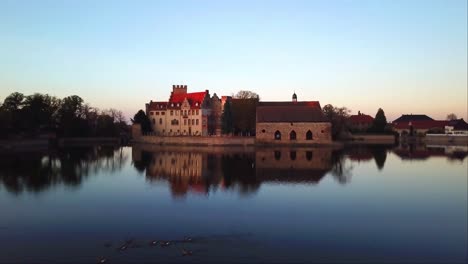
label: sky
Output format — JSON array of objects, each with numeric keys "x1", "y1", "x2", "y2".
[{"x1": 0, "y1": 0, "x2": 466, "y2": 122}]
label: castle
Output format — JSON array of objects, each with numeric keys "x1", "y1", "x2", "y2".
[
  {"x1": 144, "y1": 85, "x2": 332, "y2": 143},
  {"x1": 145, "y1": 85, "x2": 228, "y2": 136}
]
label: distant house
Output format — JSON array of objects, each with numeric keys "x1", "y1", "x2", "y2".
[
  {"x1": 392, "y1": 114, "x2": 449, "y2": 135},
  {"x1": 445, "y1": 119, "x2": 468, "y2": 135},
  {"x1": 256, "y1": 93, "x2": 332, "y2": 144},
  {"x1": 349, "y1": 111, "x2": 374, "y2": 132}
]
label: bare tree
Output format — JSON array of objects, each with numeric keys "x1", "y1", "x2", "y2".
[
  {"x1": 446, "y1": 113, "x2": 457, "y2": 120},
  {"x1": 233, "y1": 90, "x2": 260, "y2": 100}
]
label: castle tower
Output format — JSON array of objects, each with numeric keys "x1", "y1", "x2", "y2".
[{"x1": 292, "y1": 92, "x2": 297, "y2": 103}]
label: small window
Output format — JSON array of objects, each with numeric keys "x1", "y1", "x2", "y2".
[
  {"x1": 275, "y1": 131, "x2": 281, "y2": 140},
  {"x1": 156, "y1": 112, "x2": 160, "y2": 115},
  {"x1": 306, "y1": 151, "x2": 313, "y2": 161},
  {"x1": 306, "y1": 130, "x2": 313, "y2": 140},
  {"x1": 290, "y1": 151, "x2": 296, "y2": 160},
  {"x1": 290, "y1": 130, "x2": 296, "y2": 140},
  {"x1": 171, "y1": 103, "x2": 174, "y2": 107},
  {"x1": 162, "y1": 112, "x2": 165, "y2": 115},
  {"x1": 159, "y1": 118, "x2": 162, "y2": 125},
  {"x1": 196, "y1": 119, "x2": 199, "y2": 125},
  {"x1": 150, "y1": 112, "x2": 154, "y2": 115},
  {"x1": 196, "y1": 109, "x2": 199, "y2": 115},
  {"x1": 261, "y1": 129, "x2": 266, "y2": 133},
  {"x1": 184, "y1": 119, "x2": 187, "y2": 125},
  {"x1": 170, "y1": 110, "x2": 174, "y2": 116},
  {"x1": 152, "y1": 118, "x2": 155, "y2": 124}
]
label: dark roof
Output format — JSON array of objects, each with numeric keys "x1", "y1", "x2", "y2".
[
  {"x1": 393, "y1": 114, "x2": 433, "y2": 123},
  {"x1": 256, "y1": 101, "x2": 327, "y2": 123},
  {"x1": 393, "y1": 120, "x2": 449, "y2": 130},
  {"x1": 448, "y1": 119, "x2": 468, "y2": 131}
]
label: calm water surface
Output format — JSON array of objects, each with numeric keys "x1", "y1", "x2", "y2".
[{"x1": 0, "y1": 144, "x2": 466, "y2": 263}]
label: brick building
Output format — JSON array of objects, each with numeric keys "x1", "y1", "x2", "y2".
[{"x1": 255, "y1": 93, "x2": 332, "y2": 144}]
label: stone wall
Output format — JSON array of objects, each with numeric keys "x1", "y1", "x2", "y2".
[
  {"x1": 425, "y1": 134, "x2": 468, "y2": 145},
  {"x1": 135, "y1": 135, "x2": 255, "y2": 146},
  {"x1": 349, "y1": 134, "x2": 396, "y2": 144},
  {"x1": 256, "y1": 122, "x2": 332, "y2": 144}
]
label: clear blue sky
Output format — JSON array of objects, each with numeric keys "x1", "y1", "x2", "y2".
[{"x1": 1, "y1": 0, "x2": 466, "y2": 121}]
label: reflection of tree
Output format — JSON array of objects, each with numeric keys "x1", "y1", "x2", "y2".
[
  {"x1": 0, "y1": 146, "x2": 126, "y2": 194},
  {"x1": 221, "y1": 154, "x2": 259, "y2": 195},
  {"x1": 370, "y1": 146, "x2": 388, "y2": 170},
  {"x1": 132, "y1": 151, "x2": 152, "y2": 173},
  {"x1": 330, "y1": 150, "x2": 353, "y2": 184}
]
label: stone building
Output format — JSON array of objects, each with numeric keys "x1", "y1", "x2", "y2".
[{"x1": 256, "y1": 93, "x2": 332, "y2": 144}]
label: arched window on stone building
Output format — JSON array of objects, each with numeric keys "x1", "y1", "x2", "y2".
[
  {"x1": 274, "y1": 130, "x2": 281, "y2": 140},
  {"x1": 306, "y1": 130, "x2": 313, "y2": 140},
  {"x1": 290, "y1": 130, "x2": 296, "y2": 140}
]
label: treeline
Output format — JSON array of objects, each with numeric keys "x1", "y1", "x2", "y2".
[
  {"x1": 221, "y1": 90, "x2": 259, "y2": 136},
  {"x1": 0, "y1": 92, "x2": 128, "y2": 139}
]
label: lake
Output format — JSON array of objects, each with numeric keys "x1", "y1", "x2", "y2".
[{"x1": 0, "y1": 144, "x2": 466, "y2": 263}]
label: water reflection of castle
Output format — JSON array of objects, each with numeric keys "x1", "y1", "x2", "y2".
[{"x1": 132, "y1": 146, "x2": 336, "y2": 197}]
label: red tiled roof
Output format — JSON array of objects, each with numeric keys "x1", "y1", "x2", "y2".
[
  {"x1": 349, "y1": 114, "x2": 374, "y2": 124},
  {"x1": 168, "y1": 91, "x2": 207, "y2": 109},
  {"x1": 393, "y1": 120, "x2": 449, "y2": 130},
  {"x1": 256, "y1": 101, "x2": 327, "y2": 123}
]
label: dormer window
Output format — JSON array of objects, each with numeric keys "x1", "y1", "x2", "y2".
[
  {"x1": 195, "y1": 102, "x2": 199, "y2": 106},
  {"x1": 171, "y1": 103, "x2": 174, "y2": 107},
  {"x1": 177, "y1": 103, "x2": 179, "y2": 107}
]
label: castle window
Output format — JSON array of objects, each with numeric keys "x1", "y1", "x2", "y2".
[
  {"x1": 290, "y1": 130, "x2": 296, "y2": 140},
  {"x1": 159, "y1": 118, "x2": 162, "y2": 124},
  {"x1": 170, "y1": 110, "x2": 174, "y2": 116},
  {"x1": 261, "y1": 129, "x2": 265, "y2": 133},
  {"x1": 274, "y1": 131, "x2": 281, "y2": 140},
  {"x1": 196, "y1": 109, "x2": 199, "y2": 115},
  {"x1": 290, "y1": 151, "x2": 296, "y2": 160},
  {"x1": 306, "y1": 151, "x2": 313, "y2": 161},
  {"x1": 196, "y1": 119, "x2": 199, "y2": 125},
  {"x1": 150, "y1": 112, "x2": 154, "y2": 115},
  {"x1": 184, "y1": 119, "x2": 187, "y2": 125},
  {"x1": 161, "y1": 112, "x2": 165, "y2": 115},
  {"x1": 156, "y1": 112, "x2": 160, "y2": 115},
  {"x1": 306, "y1": 130, "x2": 313, "y2": 140}
]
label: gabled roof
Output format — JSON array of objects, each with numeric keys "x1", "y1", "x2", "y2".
[
  {"x1": 393, "y1": 120, "x2": 449, "y2": 130},
  {"x1": 168, "y1": 91, "x2": 207, "y2": 109},
  {"x1": 349, "y1": 114, "x2": 374, "y2": 123},
  {"x1": 448, "y1": 119, "x2": 468, "y2": 131},
  {"x1": 147, "y1": 101, "x2": 168, "y2": 111},
  {"x1": 256, "y1": 101, "x2": 327, "y2": 123},
  {"x1": 393, "y1": 114, "x2": 433, "y2": 123}
]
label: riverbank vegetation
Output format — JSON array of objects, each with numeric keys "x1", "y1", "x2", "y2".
[{"x1": 0, "y1": 92, "x2": 129, "y2": 139}]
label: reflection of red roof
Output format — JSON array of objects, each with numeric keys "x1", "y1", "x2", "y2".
[
  {"x1": 147, "y1": 101, "x2": 168, "y2": 111},
  {"x1": 393, "y1": 120, "x2": 449, "y2": 130},
  {"x1": 168, "y1": 91, "x2": 207, "y2": 109},
  {"x1": 348, "y1": 153, "x2": 373, "y2": 161},
  {"x1": 349, "y1": 114, "x2": 374, "y2": 124}
]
